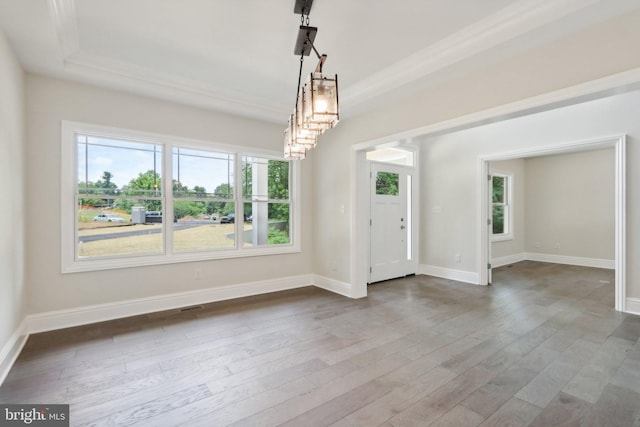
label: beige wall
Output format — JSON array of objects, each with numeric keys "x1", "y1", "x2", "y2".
[
  {"x1": 0, "y1": 30, "x2": 26, "y2": 358},
  {"x1": 525, "y1": 149, "x2": 615, "y2": 259},
  {"x1": 25, "y1": 75, "x2": 314, "y2": 314},
  {"x1": 313, "y1": 7, "x2": 640, "y2": 302},
  {"x1": 490, "y1": 151, "x2": 615, "y2": 263},
  {"x1": 419, "y1": 91, "x2": 636, "y2": 294}
]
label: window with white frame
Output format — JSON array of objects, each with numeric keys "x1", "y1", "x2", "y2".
[
  {"x1": 62, "y1": 121, "x2": 299, "y2": 273},
  {"x1": 491, "y1": 173, "x2": 512, "y2": 240},
  {"x1": 172, "y1": 146, "x2": 236, "y2": 252},
  {"x1": 241, "y1": 156, "x2": 291, "y2": 247},
  {"x1": 76, "y1": 134, "x2": 164, "y2": 258}
]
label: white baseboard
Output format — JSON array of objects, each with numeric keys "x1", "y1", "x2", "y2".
[
  {"x1": 625, "y1": 298, "x2": 640, "y2": 316},
  {"x1": 491, "y1": 253, "x2": 527, "y2": 268},
  {"x1": 492, "y1": 253, "x2": 527, "y2": 268},
  {"x1": 420, "y1": 265, "x2": 480, "y2": 285},
  {"x1": 313, "y1": 275, "x2": 354, "y2": 298},
  {"x1": 524, "y1": 253, "x2": 615, "y2": 269},
  {"x1": 0, "y1": 319, "x2": 28, "y2": 386},
  {"x1": 26, "y1": 274, "x2": 314, "y2": 334},
  {"x1": 423, "y1": 252, "x2": 614, "y2": 285}
]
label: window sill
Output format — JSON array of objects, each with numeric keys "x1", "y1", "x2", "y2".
[{"x1": 62, "y1": 244, "x2": 301, "y2": 274}]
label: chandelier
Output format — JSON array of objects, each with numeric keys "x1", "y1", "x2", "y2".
[{"x1": 285, "y1": 0, "x2": 339, "y2": 160}]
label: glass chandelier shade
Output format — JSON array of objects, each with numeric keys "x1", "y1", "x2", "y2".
[
  {"x1": 284, "y1": 112, "x2": 317, "y2": 160},
  {"x1": 284, "y1": 139, "x2": 307, "y2": 160},
  {"x1": 285, "y1": 2, "x2": 339, "y2": 160},
  {"x1": 299, "y1": 72, "x2": 339, "y2": 132},
  {"x1": 285, "y1": 112, "x2": 317, "y2": 149}
]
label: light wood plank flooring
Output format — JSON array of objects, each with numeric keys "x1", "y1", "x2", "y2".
[{"x1": 1, "y1": 261, "x2": 639, "y2": 426}]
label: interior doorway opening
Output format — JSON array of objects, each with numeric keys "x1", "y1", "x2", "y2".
[{"x1": 479, "y1": 135, "x2": 626, "y2": 311}]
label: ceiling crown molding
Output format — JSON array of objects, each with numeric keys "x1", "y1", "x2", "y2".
[
  {"x1": 48, "y1": 0, "x2": 79, "y2": 58},
  {"x1": 63, "y1": 52, "x2": 288, "y2": 122},
  {"x1": 341, "y1": 0, "x2": 601, "y2": 109},
  {"x1": 46, "y1": 0, "x2": 605, "y2": 123},
  {"x1": 47, "y1": 0, "x2": 287, "y2": 122}
]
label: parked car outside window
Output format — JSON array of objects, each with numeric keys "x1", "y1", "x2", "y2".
[
  {"x1": 220, "y1": 213, "x2": 235, "y2": 224},
  {"x1": 144, "y1": 211, "x2": 177, "y2": 223},
  {"x1": 92, "y1": 214, "x2": 125, "y2": 223},
  {"x1": 145, "y1": 211, "x2": 163, "y2": 223}
]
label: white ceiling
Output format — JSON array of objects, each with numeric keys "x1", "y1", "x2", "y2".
[{"x1": 0, "y1": 0, "x2": 638, "y2": 124}]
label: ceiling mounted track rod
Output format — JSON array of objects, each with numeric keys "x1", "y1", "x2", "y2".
[{"x1": 294, "y1": 0, "x2": 314, "y2": 15}]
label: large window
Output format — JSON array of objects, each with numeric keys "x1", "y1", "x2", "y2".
[
  {"x1": 62, "y1": 122, "x2": 299, "y2": 273},
  {"x1": 491, "y1": 173, "x2": 512, "y2": 241}
]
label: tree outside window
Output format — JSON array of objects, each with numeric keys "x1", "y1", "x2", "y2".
[{"x1": 68, "y1": 125, "x2": 297, "y2": 272}]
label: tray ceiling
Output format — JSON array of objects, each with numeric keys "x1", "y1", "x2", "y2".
[{"x1": 0, "y1": 0, "x2": 637, "y2": 123}]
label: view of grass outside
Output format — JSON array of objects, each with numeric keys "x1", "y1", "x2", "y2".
[
  {"x1": 76, "y1": 134, "x2": 292, "y2": 260},
  {"x1": 78, "y1": 207, "x2": 259, "y2": 257}
]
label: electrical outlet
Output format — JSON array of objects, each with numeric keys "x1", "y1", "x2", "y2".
[
  {"x1": 554, "y1": 243, "x2": 561, "y2": 250},
  {"x1": 195, "y1": 269, "x2": 201, "y2": 279},
  {"x1": 455, "y1": 254, "x2": 461, "y2": 263},
  {"x1": 535, "y1": 241, "x2": 541, "y2": 248}
]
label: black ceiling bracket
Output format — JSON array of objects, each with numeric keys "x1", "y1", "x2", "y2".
[
  {"x1": 294, "y1": 25, "x2": 318, "y2": 56},
  {"x1": 294, "y1": 0, "x2": 314, "y2": 15}
]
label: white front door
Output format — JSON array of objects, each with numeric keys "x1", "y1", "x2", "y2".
[{"x1": 370, "y1": 163, "x2": 414, "y2": 283}]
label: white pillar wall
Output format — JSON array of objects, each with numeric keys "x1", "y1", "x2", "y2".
[{"x1": 252, "y1": 160, "x2": 269, "y2": 245}]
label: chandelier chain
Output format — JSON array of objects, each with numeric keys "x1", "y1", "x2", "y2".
[{"x1": 295, "y1": 54, "x2": 304, "y2": 107}]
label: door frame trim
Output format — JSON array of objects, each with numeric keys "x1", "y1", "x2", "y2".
[
  {"x1": 351, "y1": 146, "x2": 419, "y2": 298},
  {"x1": 479, "y1": 135, "x2": 626, "y2": 311}
]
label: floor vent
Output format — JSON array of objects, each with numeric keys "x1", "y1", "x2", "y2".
[{"x1": 180, "y1": 305, "x2": 204, "y2": 312}]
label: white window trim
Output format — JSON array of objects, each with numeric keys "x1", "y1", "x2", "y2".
[
  {"x1": 61, "y1": 121, "x2": 301, "y2": 274},
  {"x1": 490, "y1": 171, "x2": 513, "y2": 243}
]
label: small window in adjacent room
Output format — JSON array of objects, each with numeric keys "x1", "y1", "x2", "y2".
[{"x1": 491, "y1": 173, "x2": 513, "y2": 241}]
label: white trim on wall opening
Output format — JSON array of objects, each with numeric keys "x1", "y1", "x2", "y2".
[
  {"x1": 478, "y1": 135, "x2": 626, "y2": 312},
  {"x1": 351, "y1": 67, "x2": 638, "y2": 310}
]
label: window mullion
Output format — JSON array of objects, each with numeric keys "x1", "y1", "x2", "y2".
[
  {"x1": 235, "y1": 152, "x2": 242, "y2": 250},
  {"x1": 164, "y1": 144, "x2": 173, "y2": 256}
]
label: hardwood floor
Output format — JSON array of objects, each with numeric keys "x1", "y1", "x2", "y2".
[{"x1": 1, "y1": 261, "x2": 639, "y2": 426}]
